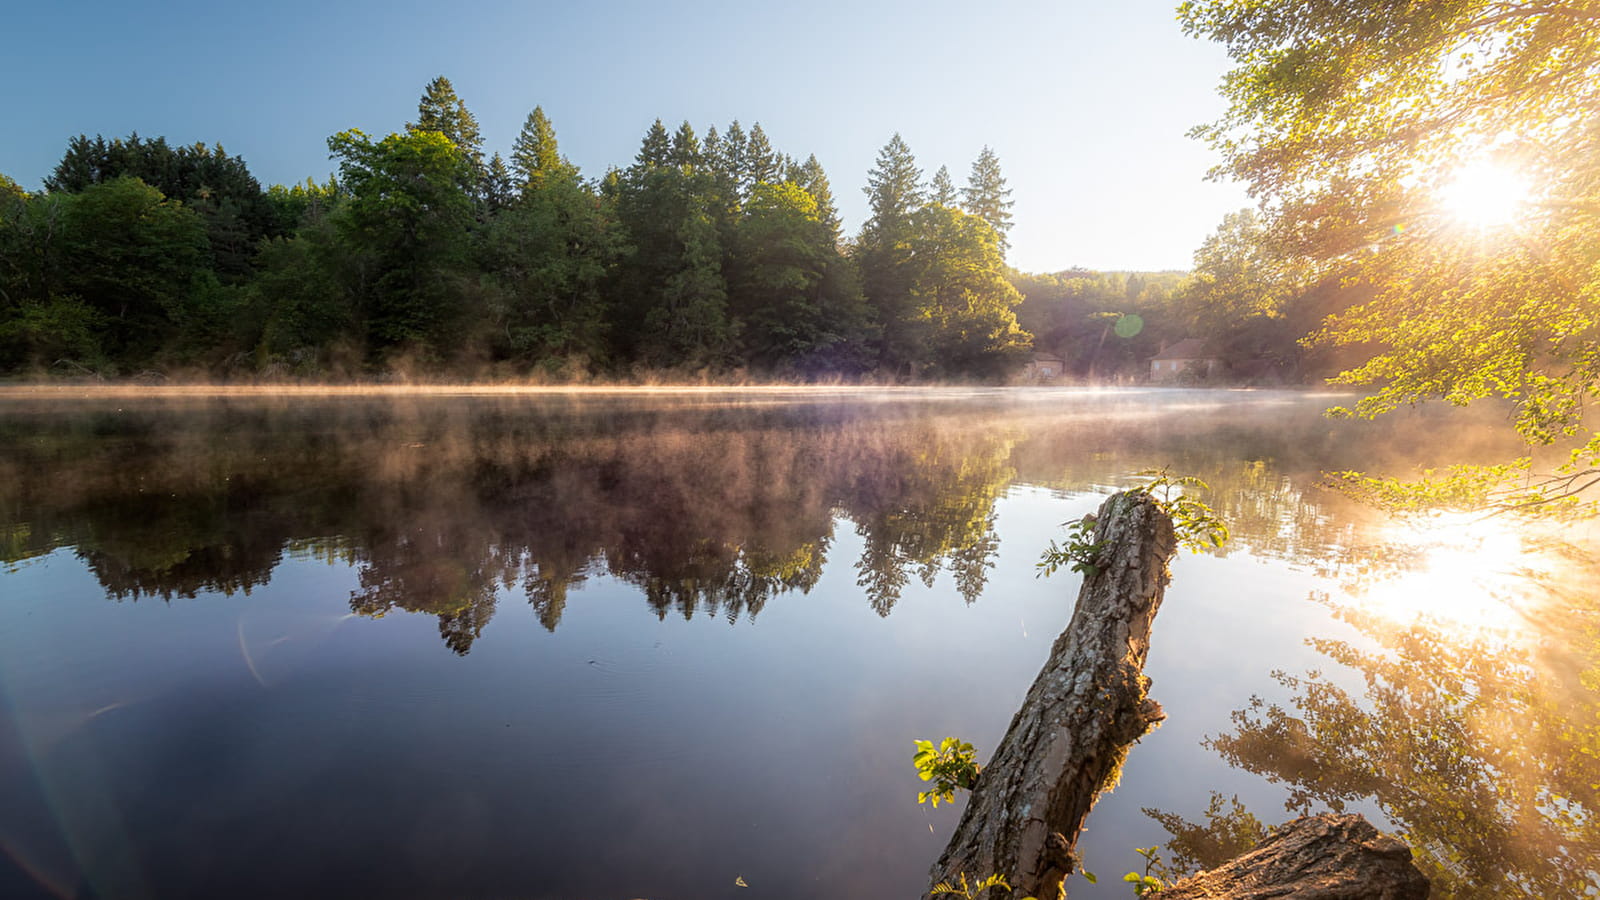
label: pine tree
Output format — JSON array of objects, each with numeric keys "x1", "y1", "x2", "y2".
[
  {"x1": 746, "y1": 123, "x2": 780, "y2": 188},
  {"x1": 702, "y1": 126, "x2": 723, "y2": 169},
  {"x1": 411, "y1": 76, "x2": 485, "y2": 180},
  {"x1": 860, "y1": 134, "x2": 926, "y2": 372},
  {"x1": 636, "y1": 119, "x2": 671, "y2": 168},
  {"x1": 930, "y1": 165, "x2": 957, "y2": 207},
  {"x1": 510, "y1": 106, "x2": 577, "y2": 194},
  {"x1": 793, "y1": 154, "x2": 841, "y2": 240},
  {"x1": 720, "y1": 121, "x2": 750, "y2": 198},
  {"x1": 484, "y1": 153, "x2": 515, "y2": 212},
  {"x1": 862, "y1": 133, "x2": 923, "y2": 241},
  {"x1": 961, "y1": 146, "x2": 1014, "y2": 255},
  {"x1": 669, "y1": 121, "x2": 701, "y2": 169}
]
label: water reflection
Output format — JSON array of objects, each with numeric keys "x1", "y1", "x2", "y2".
[
  {"x1": 1203, "y1": 521, "x2": 1600, "y2": 898},
  {"x1": 0, "y1": 389, "x2": 1592, "y2": 899},
  {"x1": 0, "y1": 391, "x2": 1526, "y2": 654}
]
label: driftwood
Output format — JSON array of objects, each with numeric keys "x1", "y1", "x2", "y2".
[
  {"x1": 1159, "y1": 813, "x2": 1430, "y2": 899},
  {"x1": 927, "y1": 490, "x2": 1177, "y2": 898}
]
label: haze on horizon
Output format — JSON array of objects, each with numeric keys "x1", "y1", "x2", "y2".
[{"x1": 2, "y1": 0, "x2": 1250, "y2": 274}]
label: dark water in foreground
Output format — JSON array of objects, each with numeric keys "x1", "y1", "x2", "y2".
[{"x1": 0, "y1": 388, "x2": 1594, "y2": 899}]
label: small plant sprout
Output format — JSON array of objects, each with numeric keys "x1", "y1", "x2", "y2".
[
  {"x1": 913, "y1": 737, "x2": 981, "y2": 808},
  {"x1": 1038, "y1": 469, "x2": 1229, "y2": 578},
  {"x1": 930, "y1": 873, "x2": 1018, "y2": 899},
  {"x1": 1122, "y1": 845, "x2": 1178, "y2": 896}
]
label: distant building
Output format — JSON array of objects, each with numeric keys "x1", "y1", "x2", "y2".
[
  {"x1": 1149, "y1": 339, "x2": 1219, "y2": 381},
  {"x1": 1024, "y1": 353, "x2": 1068, "y2": 381}
]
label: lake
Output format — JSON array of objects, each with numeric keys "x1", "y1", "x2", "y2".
[{"x1": 0, "y1": 387, "x2": 1594, "y2": 899}]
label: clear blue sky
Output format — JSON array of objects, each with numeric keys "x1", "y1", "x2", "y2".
[{"x1": 3, "y1": 0, "x2": 1251, "y2": 273}]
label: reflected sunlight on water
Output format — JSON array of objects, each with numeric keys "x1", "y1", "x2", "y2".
[{"x1": 1351, "y1": 514, "x2": 1538, "y2": 637}]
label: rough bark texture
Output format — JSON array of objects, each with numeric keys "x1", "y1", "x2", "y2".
[
  {"x1": 1158, "y1": 813, "x2": 1431, "y2": 899},
  {"x1": 926, "y1": 491, "x2": 1177, "y2": 899}
]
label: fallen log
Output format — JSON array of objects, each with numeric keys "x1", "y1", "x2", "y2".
[
  {"x1": 927, "y1": 490, "x2": 1177, "y2": 899},
  {"x1": 925, "y1": 489, "x2": 1431, "y2": 899},
  {"x1": 1158, "y1": 813, "x2": 1430, "y2": 899}
]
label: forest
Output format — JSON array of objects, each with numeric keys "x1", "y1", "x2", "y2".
[{"x1": 0, "y1": 77, "x2": 1330, "y2": 383}]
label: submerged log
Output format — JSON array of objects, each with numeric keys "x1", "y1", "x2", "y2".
[
  {"x1": 927, "y1": 490, "x2": 1177, "y2": 899},
  {"x1": 1158, "y1": 813, "x2": 1431, "y2": 899}
]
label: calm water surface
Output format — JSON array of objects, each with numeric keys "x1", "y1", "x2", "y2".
[{"x1": 0, "y1": 388, "x2": 1594, "y2": 899}]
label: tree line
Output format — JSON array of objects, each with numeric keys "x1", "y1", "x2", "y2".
[{"x1": 0, "y1": 77, "x2": 1037, "y2": 381}]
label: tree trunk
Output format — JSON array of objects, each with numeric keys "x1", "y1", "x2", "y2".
[
  {"x1": 1158, "y1": 813, "x2": 1430, "y2": 899},
  {"x1": 927, "y1": 490, "x2": 1176, "y2": 899}
]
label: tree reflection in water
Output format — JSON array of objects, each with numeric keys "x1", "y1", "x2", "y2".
[
  {"x1": 0, "y1": 390, "x2": 1540, "y2": 656},
  {"x1": 0, "y1": 395, "x2": 1031, "y2": 651},
  {"x1": 1199, "y1": 523, "x2": 1600, "y2": 898}
]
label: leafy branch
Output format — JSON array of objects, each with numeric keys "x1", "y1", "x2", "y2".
[
  {"x1": 1038, "y1": 469, "x2": 1229, "y2": 578},
  {"x1": 913, "y1": 737, "x2": 981, "y2": 807}
]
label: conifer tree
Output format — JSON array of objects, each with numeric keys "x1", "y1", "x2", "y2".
[
  {"x1": 961, "y1": 146, "x2": 1014, "y2": 254},
  {"x1": 410, "y1": 76, "x2": 485, "y2": 184},
  {"x1": 636, "y1": 119, "x2": 671, "y2": 168},
  {"x1": 746, "y1": 123, "x2": 780, "y2": 189},
  {"x1": 720, "y1": 121, "x2": 750, "y2": 197},
  {"x1": 860, "y1": 133, "x2": 925, "y2": 372},
  {"x1": 510, "y1": 106, "x2": 577, "y2": 193},
  {"x1": 484, "y1": 153, "x2": 515, "y2": 212},
  {"x1": 862, "y1": 133, "x2": 923, "y2": 241},
  {"x1": 793, "y1": 154, "x2": 841, "y2": 240},
  {"x1": 702, "y1": 126, "x2": 723, "y2": 169},
  {"x1": 669, "y1": 121, "x2": 701, "y2": 170},
  {"x1": 930, "y1": 165, "x2": 957, "y2": 207}
]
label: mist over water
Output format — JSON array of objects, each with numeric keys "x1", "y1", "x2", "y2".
[{"x1": 0, "y1": 388, "x2": 1592, "y2": 898}]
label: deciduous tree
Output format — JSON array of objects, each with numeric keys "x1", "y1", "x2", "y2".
[{"x1": 1182, "y1": 0, "x2": 1600, "y2": 513}]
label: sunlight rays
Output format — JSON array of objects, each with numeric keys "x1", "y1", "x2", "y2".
[{"x1": 1436, "y1": 160, "x2": 1534, "y2": 230}]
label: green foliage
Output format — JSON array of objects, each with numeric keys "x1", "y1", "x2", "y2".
[
  {"x1": 510, "y1": 106, "x2": 579, "y2": 194},
  {"x1": 482, "y1": 171, "x2": 616, "y2": 367},
  {"x1": 410, "y1": 75, "x2": 485, "y2": 189},
  {"x1": 745, "y1": 123, "x2": 780, "y2": 188},
  {"x1": 327, "y1": 128, "x2": 476, "y2": 358},
  {"x1": 1009, "y1": 268, "x2": 1187, "y2": 380},
  {"x1": 930, "y1": 165, "x2": 958, "y2": 207},
  {"x1": 1182, "y1": 0, "x2": 1600, "y2": 512},
  {"x1": 610, "y1": 151, "x2": 732, "y2": 367},
  {"x1": 904, "y1": 204, "x2": 1032, "y2": 378},
  {"x1": 1036, "y1": 516, "x2": 1107, "y2": 578},
  {"x1": 0, "y1": 85, "x2": 1055, "y2": 382},
  {"x1": 1174, "y1": 209, "x2": 1312, "y2": 375},
  {"x1": 44, "y1": 132, "x2": 280, "y2": 279},
  {"x1": 961, "y1": 146, "x2": 1014, "y2": 255},
  {"x1": 1137, "y1": 469, "x2": 1230, "y2": 553},
  {"x1": 930, "y1": 873, "x2": 1018, "y2": 899},
  {"x1": 913, "y1": 737, "x2": 980, "y2": 808},
  {"x1": 858, "y1": 137, "x2": 1030, "y2": 379},
  {"x1": 55, "y1": 177, "x2": 211, "y2": 364},
  {"x1": 1038, "y1": 471, "x2": 1229, "y2": 578},
  {"x1": 1121, "y1": 846, "x2": 1175, "y2": 896}
]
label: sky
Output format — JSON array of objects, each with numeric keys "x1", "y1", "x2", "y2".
[{"x1": 2, "y1": 0, "x2": 1253, "y2": 274}]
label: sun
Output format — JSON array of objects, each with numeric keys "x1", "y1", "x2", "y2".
[{"x1": 1436, "y1": 160, "x2": 1533, "y2": 229}]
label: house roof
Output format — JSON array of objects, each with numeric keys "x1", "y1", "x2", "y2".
[{"x1": 1150, "y1": 338, "x2": 1214, "y2": 361}]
